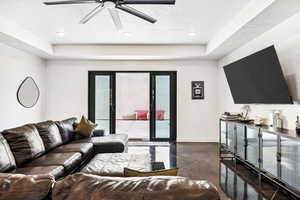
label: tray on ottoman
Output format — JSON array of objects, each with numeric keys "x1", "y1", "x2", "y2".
[{"x1": 81, "y1": 153, "x2": 152, "y2": 177}]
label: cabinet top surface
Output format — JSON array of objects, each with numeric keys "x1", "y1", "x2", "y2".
[{"x1": 220, "y1": 119, "x2": 300, "y2": 140}]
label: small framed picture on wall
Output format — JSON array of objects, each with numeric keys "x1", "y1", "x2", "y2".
[{"x1": 192, "y1": 81, "x2": 204, "y2": 100}]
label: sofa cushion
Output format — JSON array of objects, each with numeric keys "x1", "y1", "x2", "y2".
[
  {"x1": 0, "y1": 133, "x2": 16, "y2": 172},
  {"x1": 35, "y1": 121, "x2": 63, "y2": 151},
  {"x1": 2, "y1": 124, "x2": 45, "y2": 166},
  {"x1": 55, "y1": 118, "x2": 77, "y2": 144},
  {"x1": 75, "y1": 116, "x2": 97, "y2": 138},
  {"x1": 10, "y1": 166, "x2": 64, "y2": 180},
  {"x1": 52, "y1": 173, "x2": 220, "y2": 200},
  {"x1": 0, "y1": 173, "x2": 54, "y2": 200},
  {"x1": 51, "y1": 143, "x2": 93, "y2": 158},
  {"x1": 26, "y1": 152, "x2": 82, "y2": 173}
]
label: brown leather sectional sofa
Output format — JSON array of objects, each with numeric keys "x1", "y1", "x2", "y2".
[
  {"x1": 0, "y1": 117, "x2": 128, "y2": 180},
  {"x1": 0, "y1": 117, "x2": 220, "y2": 200}
]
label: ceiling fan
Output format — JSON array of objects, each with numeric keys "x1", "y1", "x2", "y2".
[{"x1": 44, "y1": 0, "x2": 176, "y2": 30}]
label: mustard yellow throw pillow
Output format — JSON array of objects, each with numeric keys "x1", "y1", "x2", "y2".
[
  {"x1": 124, "y1": 168, "x2": 178, "y2": 177},
  {"x1": 75, "y1": 116, "x2": 97, "y2": 138}
]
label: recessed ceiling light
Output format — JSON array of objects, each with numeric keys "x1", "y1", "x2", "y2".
[
  {"x1": 123, "y1": 32, "x2": 132, "y2": 37},
  {"x1": 56, "y1": 31, "x2": 65, "y2": 37},
  {"x1": 188, "y1": 32, "x2": 197, "y2": 36}
]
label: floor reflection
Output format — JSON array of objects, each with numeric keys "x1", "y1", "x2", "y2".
[{"x1": 220, "y1": 160, "x2": 297, "y2": 200}]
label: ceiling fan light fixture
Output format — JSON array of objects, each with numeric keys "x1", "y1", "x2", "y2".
[{"x1": 104, "y1": 1, "x2": 116, "y2": 8}]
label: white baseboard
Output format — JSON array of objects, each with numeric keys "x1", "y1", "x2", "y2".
[{"x1": 177, "y1": 138, "x2": 218, "y2": 143}]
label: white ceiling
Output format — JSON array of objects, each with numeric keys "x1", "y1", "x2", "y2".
[{"x1": 0, "y1": 0, "x2": 250, "y2": 44}]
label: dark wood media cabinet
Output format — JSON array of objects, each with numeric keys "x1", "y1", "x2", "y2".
[{"x1": 219, "y1": 119, "x2": 300, "y2": 199}]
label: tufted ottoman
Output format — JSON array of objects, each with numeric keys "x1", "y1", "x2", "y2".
[{"x1": 81, "y1": 153, "x2": 152, "y2": 177}]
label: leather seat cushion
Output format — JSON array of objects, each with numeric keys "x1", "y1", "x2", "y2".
[
  {"x1": 26, "y1": 152, "x2": 82, "y2": 173},
  {"x1": 51, "y1": 143, "x2": 93, "y2": 158},
  {"x1": 81, "y1": 153, "x2": 151, "y2": 177},
  {"x1": 72, "y1": 134, "x2": 128, "y2": 153},
  {"x1": 0, "y1": 174, "x2": 55, "y2": 200},
  {"x1": 2, "y1": 124, "x2": 45, "y2": 166},
  {"x1": 55, "y1": 118, "x2": 77, "y2": 144},
  {"x1": 35, "y1": 121, "x2": 63, "y2": 151},
  {"x1": 9, "y1": 166, "x2": 64, "y2": 180},
  {"x1": 0, "y1": 133, "x2": 16, "y2": 172},
  {"x1": 52, "y1": 173, "x2": 220, "y2": 200}
]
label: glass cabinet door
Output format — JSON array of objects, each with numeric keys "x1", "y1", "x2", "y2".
[
  {"x1": 280, "y1": 137, "x2": 300, "y2": 191},
  {"x1": 236, "y1": 124, "x2": 246, "y2": 159},
  {"x1": 228, "y1": 122, "x2": 236, "y2": 153},
  {"x1": 261, "y1": 131, "x2": 278, "y2": 177},
  {"x1": 246, "y1": 127, "x2": 260, "y2": 168},
  {"x1": 220, "y1": 121, "x2": 227, "y2": 147}
]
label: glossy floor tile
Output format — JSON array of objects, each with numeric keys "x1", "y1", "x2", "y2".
[{"x1": 128, "y1": 143, "x2": 298, "y2": 200}]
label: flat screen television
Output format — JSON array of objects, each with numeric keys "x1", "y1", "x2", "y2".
[{"x1": 223, "y1": 46, "x2": 293, "y2": 104}]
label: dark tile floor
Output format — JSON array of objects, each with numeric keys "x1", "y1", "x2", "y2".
[{"x1": 128, "y1": 142, "x2": 298, "y2": 200}]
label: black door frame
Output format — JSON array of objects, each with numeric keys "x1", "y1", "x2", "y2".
[
  {"x1": 88, "y1": 71, "x2": 177, "y2": 142},
  {"x1": 88, "y1": 71, "x2": 116, "y2": 134}
]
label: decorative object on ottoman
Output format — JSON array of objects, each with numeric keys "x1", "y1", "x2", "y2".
[
  {"x1": 81, "y1": 153, "x2": 151, "y2": 177},
  {"x1": 124, "y1": 167, "x2": 178, "y2": 177},
  {"x1": 151, "y1": 161, "x2": 165, "y2": 171},
  {"x1": 122, "y1": 113, "x2": 136, "y2": 120},
  {"x1": 0, "y1": 174, "x2": 54, "y2": 200},
  {"x1": 135, "y1": 110, "x2": 149, "y2": 120},
  {"x1": 52, "y1": 173, "x2": 220, "y2": 200},
  {"x1": 75, "y1": 116, "x2": 97, "y2": 138}
]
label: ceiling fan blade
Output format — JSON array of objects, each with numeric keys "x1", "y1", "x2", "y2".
[
  {"x1": 44, "y1": 0, "x2": 95, "y2": 5},
  {"x1": 108, "y1": 8, "x2": 123, "y2": 30},
  {"x1": 80, "y1": 3, "x2": 105, "y2": 24},
  {"x1": 119, "y1": 0, "x2": 175, "y2": 5},
  {"x1": 116, "y1": 5, "x2": 156, "y2": 23}
]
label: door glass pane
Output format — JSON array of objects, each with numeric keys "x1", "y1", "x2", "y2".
[
  {"x1": 246, "y1": 127, "x2": 259, "y2": 168},
  {"x1": 220, "y1": 121, "x2": 227, "y2": 147},
  {"x1": 95, "y1": 76, "x2": 110, "y2": 134},
  {"x1": 155, "y1": 76, "x2": 170, "y2": 139},
  {"x1": 227, "y1": 123, "x2": 235, "y2": 153},
  {"x1": 261, "y1": 132, "x2": 278, "y2": 176},
  {"x1": 236, "y1": 124, "x2": 245, "y2": 159},
  {"x1": 116, "y1": 73, "x2": 150, "y2": 139},
  {"x1": 281, "y1": 136, "x2": 300, "y2": 191}
]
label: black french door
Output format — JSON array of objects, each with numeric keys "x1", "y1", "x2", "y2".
[
  {"x1": 88, "y1": 72, "x2": 116, "y2": 134},
  {"x1": 88, "y1": 71, "x2": 177, "y2": 142},
  {"x1": 150, "y1": 72, "x2": 177, "y2": 141}
]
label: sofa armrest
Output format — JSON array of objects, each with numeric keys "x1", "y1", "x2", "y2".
[
  {"x1": 0, "y1": 173, "x2": 54, "y2": 200},
  {"x1": 92, "y1": 129, "x2": 106, "y2": 137}
]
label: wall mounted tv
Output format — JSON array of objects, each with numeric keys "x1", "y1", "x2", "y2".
[{"x1": 223, "y1": 46, "x2": 293, "y2": 104}]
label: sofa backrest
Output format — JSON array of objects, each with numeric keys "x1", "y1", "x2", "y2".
[
  {"x1": 2, "y1": 124, "x2": 45, "y2": 166},
  {"x1": 35, "y1": 121, "x2": 63, "y2": 152},
  {"x1": 55, "y1": 118, "x2": 77, "y2": 144},
  {"x1": 0, "y1": 133, "x2": 16, "y2": 172}
]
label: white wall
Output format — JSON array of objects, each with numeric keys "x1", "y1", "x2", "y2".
[
  {"x1": 46, "y1": 59, "x2": 218, "y2": 142},
  {"x1": 0, "y1": 43, "x2": 46, "y2": 130},
  {"x1": 218, "y1": 11, "x2": 300, "y2": 129}
]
